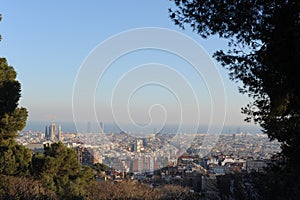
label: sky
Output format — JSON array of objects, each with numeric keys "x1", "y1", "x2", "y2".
[{"x1": 0, "y1": 1, "x2": 259, "y2": 133}]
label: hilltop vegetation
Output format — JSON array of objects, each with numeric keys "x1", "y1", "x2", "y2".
[{"x1": 170, "y1": 0, "x2": 300, "y2": 199}]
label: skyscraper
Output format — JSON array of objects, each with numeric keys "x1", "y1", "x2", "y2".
[
  {"x1": 45, "y1": 121, "x2": 63, "y2": 141},
  {"x1": 45, "y1": 125, "x2": 49, "y2": 139},
  {"x1": 58, "y1": 125, "x2": 62, "y2": 141},
  {"x1": 134, "y1": 139, "x2": 143, "y2": 153},
  {"x1": 50, "y1": 121, "x2": 56, "y2": 141},
  {"x1": 99, "y1": 122, "x2": 104, "y2": 133},
  {"x1": 48, "y1": 126, "x2": 51, "y2": 140}
]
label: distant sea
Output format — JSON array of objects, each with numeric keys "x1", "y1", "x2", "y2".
[{"x1": 24, "y1": 121, "x2": 262, "y2": 134}]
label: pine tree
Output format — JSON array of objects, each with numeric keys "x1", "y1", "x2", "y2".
[
  {"x1": 0, "y1": 56, "x2": 31, "y2": 176},
  {"x1": 31, "y1": 142, "x2": 94, "y2": 199},
  {"x1": 169, "y1": 0, "x2": 300, "y2": 198},
  {"x1": 0, "y1": 13, "x2": 31, "y2": 176}
]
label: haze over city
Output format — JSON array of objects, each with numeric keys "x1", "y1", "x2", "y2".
[
  {"x1": 1, "y1": 1, "x2": 298, "y2": 199},
  {"x1": 0, "y1": 1, "x2": 259, "y2": 134}
]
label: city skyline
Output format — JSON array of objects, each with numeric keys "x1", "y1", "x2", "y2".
[{"x1": 24, "y1": 121, "x2": 262, "y2": 135}]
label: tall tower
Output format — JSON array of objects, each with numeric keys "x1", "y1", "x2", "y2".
[
  {"x1": 50, "y1": 121, "x2": 56, "y2": 141},
  {"x1": 58, "y1": 125, "x2": 62, "y2": 141},
  {"x1": 48, "y1": 126, "x2": 51, "y2": 140},
  {"x1": 134, "y1": 139, "x2": 143, "y2": 153},
  {"x1": 99, "y1": 122, "x2": 104, "y2": 133},
  {"x1": 45, "y1": 125, "x2": 49, "y2": 139}
]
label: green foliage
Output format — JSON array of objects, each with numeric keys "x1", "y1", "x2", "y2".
[
  {"x1": 93, "y1": 163, "x2": 110, "y2": 173},
  {"x1": 170, "y1": 0, "x2": 300, "y2": 198},
  {"x1": 0, "y1": 50, "x2": 28, "y2": 175},
  {"x1": 0, "y1": 139, "x2": 32, "y2": 176},
  {"x1": 1, "y1": 15, "x2": 97, "y2": 200},
  {"x1": 169, "y1": 0, "x2": 299, "y2": 142},
  {"x1": 0, "y1": 57, "x2": 28, "y2": 140},
  {"x1": 0, "y1": 57, "x2": 30, "y2": 176},
  {"x1": 31, "y1": 142, "x2": 95, "y2": 200}
]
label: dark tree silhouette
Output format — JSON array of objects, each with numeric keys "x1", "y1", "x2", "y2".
[
  {"x1": 0, "y1": 16, "x2": 31, "y2": 176},
  {"x1": 0, "y1": 57, "x2": 28, "y2": 140},
  {"x1": 31, "y1": 142, "x2": 94, "y2": 200},
  {"x1": 0, "y1": 14, "x2": 28, "y2": 140},
  {"x1": 170, "y1": 0, "x2": 299, "y2": 199}
]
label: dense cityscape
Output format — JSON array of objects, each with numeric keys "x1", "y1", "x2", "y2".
[
  {"x1": 17, "y1": 121, "x2": 281, "y2": 198},
  {"x1": 1, "y1": 0, "x2": 298, "y2": 199}
]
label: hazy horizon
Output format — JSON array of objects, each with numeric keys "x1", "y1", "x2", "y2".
[
  {"x1": 1, "y1": 1, "x2": 258, "y2": 135},
  {"x1": 24, "y1": 121, "x2": 262, "y2": 134},
  {"x1": 0, "y1": 1, "x2": 255, "y2": 129}
]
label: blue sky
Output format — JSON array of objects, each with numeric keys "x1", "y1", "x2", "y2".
[{"x1": 0, "y1": 1, "x2": 257, "y2": 132}]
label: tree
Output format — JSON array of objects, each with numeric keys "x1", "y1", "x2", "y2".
[
  {"x1": 31, "y1": 142, "x2": 94, "y2": 200},
  {"x1": 0, "y1": 139, "x2": 32, "y2": 176},
  {"x1": 0, "y1": 15, "x2": 31, "y2": 176},
  {"x1": 0, "y1": 57, "x2": 28, "y2": 140},
  {"x1": 0, "y1": 16, "x2": 27, "y2": 139},
  {"x1": 93, "y1": 163, "x2": 110, "y2": 173},
  {"x1": 0, "y1": 14, "x2": 27, "y2": 140},
  {"x1": 169, "y1": 0, "x2": 299, "y2": 198},
  {"x1": 0, "y1": 175, "x2": 58, "y2": 200}
]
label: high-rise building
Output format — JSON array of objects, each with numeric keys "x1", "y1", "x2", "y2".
[
  {"x1": 45, "y1": 121, "x2": 62, "y2": 141},
  {"x1": 45, "y1": 125, "x2": 49, "y2": 139},
  {"x1": 99, "y1": 122, "x2": 104, "y2": 133},
  {"x1": 75, "y1": 147, "x2": 94, "y2": 166},
  {"x1": 50, "y1": 121, "x2": 56, "y2": 141},
  {"x1": 58, "y1": 125, "x2": 62, "y2": 141},
  {"x1": 133, "y1": 139, "x2": 143, "y2": 153},
  {"x1": 130, "y1": 156, "x2": 158, "y2": 174},
  {"x1": 48, "y1": 126, "x2": 51, "y2": 139}
]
